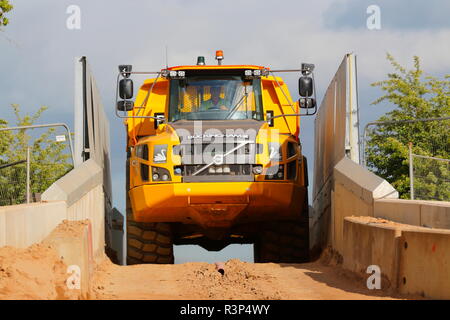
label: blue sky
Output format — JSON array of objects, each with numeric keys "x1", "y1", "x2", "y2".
[{"x1": 1, "y1": 0, "x2": 449, "y2": 263}]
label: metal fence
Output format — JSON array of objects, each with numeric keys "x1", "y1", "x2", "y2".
[
  {"x1": 362, "y1": 117, "x2": 450, "y2": 200},
  {"x1": 409, "y1": 142, "x2": 450, "y2": 201},
  {"x1": 0, "y1": 124, "x2": 74, "y2": 206},
  {"x1": 0, "y1": 159, "x2": 28, "y2": 206}
]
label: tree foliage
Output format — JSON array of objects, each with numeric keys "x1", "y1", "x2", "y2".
[
  {"x1": 367, "y1": 54, "x2": 450, "y2": 200},
  {"x1": 0, "y1": 0, "x2": 13, "y2": 27},
  {"x1": 0, "y1": 104, "x2": 73, "y2": 205}
]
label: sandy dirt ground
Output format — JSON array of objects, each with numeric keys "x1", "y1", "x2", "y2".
[
  {"x1": 90, "y1": 219, "x2": 419, "y2": 300},
  {"x1": 0, "y1": 244, "x2": 80, "y2": 300},
  {"x1": 91, "y1": 256, "x2": 413, "y2": 300},
  {"x1": 0, "y1": 218, "x2": 420, "y2": 300},
  {"x1": 0, "y1": 244, "x2": 416, "y2": 300},
  {"x1": 0, "y1": 220, "x2": 88, "y2": 300}
]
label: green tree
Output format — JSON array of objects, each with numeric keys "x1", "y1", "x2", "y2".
[
  {"x1": 0, "y1": 104, "x2": 73, "y2": 205},
  {"x1": 367, "y1": 54, "x2": 450, "y2": 200},
  {"x1": 0, "y1": 0, "x2": 13, "y2": 27}
]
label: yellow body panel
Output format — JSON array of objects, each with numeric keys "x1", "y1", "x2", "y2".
[
  {"x1": 130, "y1": 182, "x2": 306, "y2": 228},
  {"x1": 125, "y1": 78, "x2": 169, "y2": 145},
  {"x1": 261, "y1": 76, "x2": 299, "y2": 136}
]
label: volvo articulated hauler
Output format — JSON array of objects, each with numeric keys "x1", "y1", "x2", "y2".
[{"x1": 115, "y1": 51, "x2": 317, "y2": 264}]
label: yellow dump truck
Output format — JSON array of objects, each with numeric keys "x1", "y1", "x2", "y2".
[{"x1": 116, "y1": 51, "x2": 317, "y2": 264}]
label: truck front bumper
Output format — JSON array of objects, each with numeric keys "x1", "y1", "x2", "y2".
[{"x1": 129, "y1": 181, "x2": 306, "y2": 228}]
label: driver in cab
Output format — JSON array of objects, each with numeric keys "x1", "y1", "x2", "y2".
[{"x1": 200, "y1": 86, "x2": 228, "y2": 111}]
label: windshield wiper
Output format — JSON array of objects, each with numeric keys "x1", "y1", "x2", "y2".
[{"x1": 226, "y1": 93, "x2": 248, "y2": 120}]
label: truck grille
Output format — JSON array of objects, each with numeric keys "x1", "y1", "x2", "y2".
[
  {"x1": 181, "y1": 164, "x2": 253, "y2": 182},
  {"x1": 175, "y1": 142, "x2": 260, "y2": 165},
  {"x1": 172, "y1": 139, "x2": 261, "y2": 182}
]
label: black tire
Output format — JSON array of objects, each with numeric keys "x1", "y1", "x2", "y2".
[
  {"x1": 254, "y1": 193, "x2": 310, "y2": 263},
  {"x1": 125, "y1": 158, "x2": 174, "y2": 265},
  {"x1": 126, "y1": 219, "x2": 174, "y2": 264}
]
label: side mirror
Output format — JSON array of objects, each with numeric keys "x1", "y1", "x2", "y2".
[
  {"x1": 299, "y1": 98, "x2": 316, "y2": 109},
  {"x1": 299, "y1": 76, "x2": 313, "y2": 97},
  {"x1": 119, "y1": 78, "x2": 134, "y2": 100},
  {"x1": 117, "y1": 100, "x2": 134, "y2": 112}
]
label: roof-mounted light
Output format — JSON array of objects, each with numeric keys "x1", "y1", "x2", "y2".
[
  {"x1": 215, "y1": 50, "x2": 224, "y2": 65},
  {"x1": 197, "y1": 56, "x2": 205, "y2": 65},
  {"x1": 164, "y1": 70, "x2": 186, "y2": 79},
  {"x1": 244, "y1": 69, "x2": 268, "y2": 79}
]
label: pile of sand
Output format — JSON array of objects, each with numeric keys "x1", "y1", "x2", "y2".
[
  {"x1": 45, "y1": 220, "x2": 89, "y2": 239},
  {"x1": 186, "y1": 259, "x2": 283, "y2": 300},
  {"x1": 0, "y1": 220, "x2": 88, "y2": 300}
]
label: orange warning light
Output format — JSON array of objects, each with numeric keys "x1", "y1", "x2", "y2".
[{"x1": 215, "y1": 50, "x2": 224, "y2": 60}]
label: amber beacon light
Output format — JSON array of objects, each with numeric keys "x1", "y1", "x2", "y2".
[{"x1": 215, "y1": 50, "x2": 224, "y2": 65}]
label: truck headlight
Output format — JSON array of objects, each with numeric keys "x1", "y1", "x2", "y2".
[
  {"x1": 153, "y1": 144, "x2": 168, "y2": 163},
  {"x1": 265, "y1": 164, "x2": 284, "y2": 180},
  {"x1": 151, "y1": 166, "x2": 171, "y2": 182}
]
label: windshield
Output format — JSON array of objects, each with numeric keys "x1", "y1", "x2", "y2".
[{"x1": 168, "y1": 76, "x2": 263, "y2": 122}]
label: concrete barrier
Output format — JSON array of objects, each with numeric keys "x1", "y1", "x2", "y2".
[
  {"x1": 342, "y1": 216, "x2": 450, "y2": 299},
  {"x1": 331, "y1": 158, "x2": 450, "y2": 299},
  {"x1": 42, "y1": 158, "x2": 105, "y2": 262},
  {"x1": 398, "y1": 228, "x2": 450, "y2": 299},
  {"x1": 343, "y1": 216, "x2": 403, "y2": 289},
  {"x1": 312, "y1": 54, "x2": 360, "y2": 255},
  {"x1": 42, "y1": 159, "x2": 102, "y2": 207},
  {"x1": 43, "y1": 220, "x2": 94, "y2": 299},
  {"x1": 310, "y1": 178, "x2": 332, "y2": 259},
  {"x1": 332, "y1": 157, "x2": 398, "y2": 254},
  {"x1": 1, "y1": 159, "x2": 105, "y2": 264},
  {"x1": 0, "y1": 201, "x2": 66, "y2": 248},
  {"x1": 375, "y1": 199, "x2": 450, "y2": 229}
]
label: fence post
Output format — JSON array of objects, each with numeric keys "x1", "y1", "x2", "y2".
[
  {"x1": 409, "y1": 142, "x2": 414, "y2": 200},
  {"x1": 26, "y1": 146, "x2": 30, "y2": 204}
]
